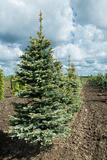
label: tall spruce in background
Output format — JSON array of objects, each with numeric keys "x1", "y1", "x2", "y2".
[
  {"x1": 64, "y1": 56, "x2": 82, "y2": 114},
  {"x1": 0, "y1": 69, "x2": 4, "y2": 100},
  {"x1": 9, "y1": 11, "x2": 73, "y2": 146}
]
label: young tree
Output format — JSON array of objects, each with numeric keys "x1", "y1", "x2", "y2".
[
  {"x1": 64, "y1": 56, "x2": 82, "y2": 114},
  {"x1": 10, "y1": 75, "x2": 20, "y2": 95},
  {"x1": 0, "y1": 69, "x2": 4, "y2": 100},
  {"x1": 10, "y1": 70, "x2": 26, "y2": 96},
  {"x1": 9, "y1": 11, "x2": 73, "y2": 146}
]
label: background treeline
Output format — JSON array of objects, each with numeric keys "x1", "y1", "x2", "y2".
[{"x1": 88, "y1": 73, "x2": 107, "y2": 90}]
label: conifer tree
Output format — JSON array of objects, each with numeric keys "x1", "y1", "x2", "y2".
[
  {"x1": 10, "y1": 70, "x2": 26, "y2": 96},
  {"x1": 0, "y1": 69, "x2": 4, "y2": 100},
  {"x1": 9, "y1": 11, "x2": 73, "y2": 146},
  {"x1": 10, "y1": 75, "x2": 20, "y2": 95},
  {"x1": 64, "y1": 56, "x2": 82, "y2": 114}
]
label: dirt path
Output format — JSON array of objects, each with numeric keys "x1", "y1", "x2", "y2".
[
  {"x1": 0, "y1": 82, "x2": 107, "y2": 160},
  {"x1": 40, "y1": 84, "x2": 107, "y2": 160}
]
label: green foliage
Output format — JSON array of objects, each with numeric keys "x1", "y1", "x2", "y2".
[
  {"x1": 10, "y1": 73, "x2": 26, "y2": 96},
  {"x1": 0, "y1": 69, "x2": 4, "y2": 100},
  {"x1": 88, "y1": 73, "x2": 107, "y2": 90},
  {"x1": 9, "y1": 26, "x2": 73, "y2": 146},
  {"x1": 10, "y1": 75, "x2": 19, "y2": 95},
  {"x1": 80, "y1": 76, "x2": 89, "y2": 85},
  {"x1": 4, "y1": 75, "x2": 11, "y2": 80},
  {"x1": 64, "y1": 64, "x2": 82, "y2": 114}
]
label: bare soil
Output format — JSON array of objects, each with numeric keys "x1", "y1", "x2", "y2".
[{"x1": 0, "y1": 80, "x2": 107, "y2": 160}]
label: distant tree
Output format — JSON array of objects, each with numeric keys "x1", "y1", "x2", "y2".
[
  {"x1": 10, "y1": 70, "x2": 26, "y2": 96},
  {"x1": 10, "y1": 75, "x2": 20, "y2": 95},
  {"x1": 9, "y1": 11, "x2": 73, "y2": 146},
  {"x1": 88, "y1": 73, "x2": 107, "y2": 90},
  {"x1": 0, "y1": 69, "x2": 4, "y2": 100},
  {"x1": 64, "y1": 56, "x2": 82, "y2": 114}
]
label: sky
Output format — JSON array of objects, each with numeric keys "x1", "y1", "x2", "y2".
[{"x1": 0, "y1": 0, "x2": 107, "y2": 76}]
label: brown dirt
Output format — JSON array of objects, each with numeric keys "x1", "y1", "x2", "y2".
[{"x1": 0, "y1": 80, "x2": 107, "y2": 160}]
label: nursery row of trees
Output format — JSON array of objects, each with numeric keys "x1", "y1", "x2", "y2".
[{"x1": 88, "y1": 73, "x2": 107, "y2": 90}]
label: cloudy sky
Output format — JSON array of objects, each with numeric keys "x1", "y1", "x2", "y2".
[{"x1": 0, "y1": 0, "x2": 107, "y2": 76}]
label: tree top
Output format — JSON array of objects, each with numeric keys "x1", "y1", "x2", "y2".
[{"x1": 40, "y1": 10, "x2": 43, "y2": 34}]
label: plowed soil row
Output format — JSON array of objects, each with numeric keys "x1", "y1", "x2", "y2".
[{"x1": 0, "y1": 80, "x2": 107, "y2": 160}]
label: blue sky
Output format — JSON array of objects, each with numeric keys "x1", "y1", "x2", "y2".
[{"x1": 0, "y1": 0, "x2": 107, "y2": 76}]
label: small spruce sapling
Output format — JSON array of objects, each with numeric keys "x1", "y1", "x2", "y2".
[{"x1": 0, "y1": 69, "x2": 4, "y2": 100}]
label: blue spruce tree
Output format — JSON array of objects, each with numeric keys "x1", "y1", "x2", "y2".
[{"x1": 9, "y1": 11, "x2": 73, "y2": 146}]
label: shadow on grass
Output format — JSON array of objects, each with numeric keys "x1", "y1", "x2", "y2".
[{"x1": 0, "y1": 130, "x2": 52, "y2": 160}]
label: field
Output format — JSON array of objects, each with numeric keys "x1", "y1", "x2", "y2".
[{"x1": 0, "y1": 80, "x2": 107, "y2": 160}]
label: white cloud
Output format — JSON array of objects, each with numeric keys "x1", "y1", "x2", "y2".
[
  {"x1": 71, "y1": 0, "x2": 107, "y2": 28},
  {"x1": 55, "y1": 43, "x2": 85, "y2": 60},
  {"x1": 8, "y1": 0, "x2": 25, "y2": 7},
  {"x1": 74, "y1": 24, "x2": 104, "y2": 43},
  {"x1": 0, "y1": 42, "x2": 23, "y2": 75},
  {"x1": 0, "y1": 42, "x2": 23, "y2": 61},
  {"x1": 55, "y1": 24, "x2": 107, "y2": 75},
  {"x1": 0, "y1": 0, "x2": 74, "y2": 44}
]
